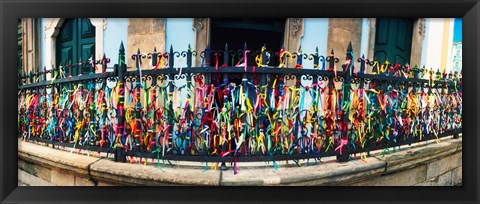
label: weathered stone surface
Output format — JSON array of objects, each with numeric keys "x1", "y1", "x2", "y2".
[
  {"x1": 127, "y1": 18, "x2": 166, "y2": 69},
  {"x1": 373, "y1": 138, "x2": 462, "y2": 173},
  {"x1": 283, "y1": 18, "x2": 304, "y2": 68},
  {"x1": 18, "y1": 169, "x2": 54, "y2": 186},
  {"x1": 18, "y1": 140, "x2": 100, "y2": 178},
  {"x1": 51, "y1": 169, "x2": 75, "y2": 186},
  {"x1": 33, "y1": 164, "x2": 52, "y2": 182},
  {"x1": 75, "y1": 176, "x2": 96, "y2": 186},
  {"x1": 90, "y1": 159, "x2": 220, "y2": 186},
  {"x1": 18, "y1": 160, "x2": 52, "y2": 181},
  {"x1": 193, "y1": 18, "x2": 210, "y2": 67},
  {"x1": 18, "y1": 160, "x2": 52, "y2": 183},
  {"x1": 152, "y1": 18, "x2": 165, "y2": 32},
  {"x1": 426, "y1": 152, "x2": 462, "y2": 179},
  {"x1": 410, "y1": 18, "x2": 426, "y2": 67},
  {"x1": 128, "y1": 18, "x2": 153, "y2": 35},
  {"x1": 220, "y1": 156, "x2": 386, "y2": 186},
  {"x1": 451, "y1": 166, "x2": 462, "y2": 186},
  {"x1": 327, "y1": 18, "x2": 362, "y2": 69},
  {"x1": 97, "y1": 181, "x2": 116, "y2": 186},
  {"x1": 353, "y1": 165, "x2": 427, "y2": 186},
  {"x1": 18, "y1": 159, "x2": 34, "y2": 175},
  {"x1": 415, "y1": 171, "x2": 452, "y2": 186}
]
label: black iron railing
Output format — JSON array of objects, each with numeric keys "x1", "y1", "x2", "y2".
[{"x1": 18, "y1": 42, "x2": 462, "y2": 173}]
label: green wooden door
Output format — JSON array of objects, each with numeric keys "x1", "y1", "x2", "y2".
[
  {"x1": 374, "y1": 18, "x2": 413, "y2": 65},
  {"x1": 56, "y1": 18, "x2": 95, "y2": 75}
]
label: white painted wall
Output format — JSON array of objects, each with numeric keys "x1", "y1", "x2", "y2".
[
  {"x1": 360, "y1": 18, "x2": 369, "y2": 58},
  {"x1": 424, "y1": 19, "x2": 444, "y2": 71},
  {"x1": 422, "y1": 18, "x2": 455, "y2": 73},
  {"x1": 445, "y1": 18, "x2": 454, "y2": 73},
  {"x1": 420, "y1": 19, "x2": 430, "y2": 68}
]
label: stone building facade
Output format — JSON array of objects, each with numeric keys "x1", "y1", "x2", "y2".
[{"x1": 18, "y1": 18, "x2": 460, "y2": 75}]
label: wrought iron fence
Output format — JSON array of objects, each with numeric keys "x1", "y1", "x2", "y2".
[{"x1": 17, "y1": 41, "x2": 462, "y2": 173}]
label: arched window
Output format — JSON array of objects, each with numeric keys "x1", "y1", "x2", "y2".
[{"x1": 56, "y1": 18, "x2": 95, "y2": 74}]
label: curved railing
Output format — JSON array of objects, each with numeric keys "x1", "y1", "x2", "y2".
[{"x1": 17, "y1": 42, "x2": 462, "y2": 173}]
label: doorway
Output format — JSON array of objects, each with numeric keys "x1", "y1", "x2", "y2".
[
  {"x1": 374, "y1": 18, "x2": 414, "y2": 65},
  {"x1": 210, "y1": 18, "x2": 285, "y2": 67},
  {"x1": 56, "y1": 18, "x2": 96, "y2": 74}
]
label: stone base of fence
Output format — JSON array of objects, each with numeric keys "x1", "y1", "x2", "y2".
[{"x1": 17, "y1": 136, "x2": 462, "y2": 186}]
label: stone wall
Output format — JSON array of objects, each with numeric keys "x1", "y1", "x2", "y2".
[
  {"x1": 17, "y1": 136, "x2": 462, "y2": 186},
  {"x1": 127, "y1": 18, "x2": 166, "y2": 70},
  {"x1": 409, "y1": 18, "x2": 426, "y2": 68},
  {"x1": 327, "y1": 18, "x2": 362, "y2": 69},
  {"x1": 21, "y1": 18, "x2": 41, "y2": 74}
]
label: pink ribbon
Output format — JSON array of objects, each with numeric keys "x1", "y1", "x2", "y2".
[
  {"x1": 244, "y1": 50, "x2": 250, "y2": 72},
  {"x1": 335, "y1": 138, "x2": 349, "y2": 155}
]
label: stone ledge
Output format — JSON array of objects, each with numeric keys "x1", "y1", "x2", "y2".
[
  {"x1": 371, "y1": 137, "x2": 462, "y2": 174},
  {"x1": 90, "y1": 159, "x2": 220, "y2": 186},
  {"x1": 220, "y1": 156, "x2": 386, "y2": 186},
  {"x1": 18, "y1": 136, "x2": 462, "y2": 186},
  {"x1": 18, "y1": 141, "x2": 101, "y2": 178}
]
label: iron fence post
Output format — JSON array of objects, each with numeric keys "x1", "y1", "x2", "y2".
[
  {"x1": 337, "y1": 42, "x2": 354, "y2": 162},
  {"x1": 167, "y1": 46, "x2": 175, "y2": 150},
  {"x1": 102, "y1": 54, "x2": 110, "y2": 74},
  {"x1": 204, "y1": 44, "x2": 211, "y2": 67},
  {"x1": 151, "y1": 47, "x2": 158, "y2": 67},
  {"x1": 187, "y1": 44, "x2": 193, "y2": 68},
  {"x1": 296, "y1": 46, "x2": 303, "y2": 68},
  {"x1": 115, "y1": 41, "x2": 127, "y2": 162},
  {"x1": 261, "y1": 44, "x2": 267, "y2": 67},
  {"x1": 132, "y1": 48, "x2": 144, "y2": 151},
  {"x1": 219, "y1": 43, "x2": 229, "y2": 170},
  {"x1": 359, "y1": 54, "x2": 366, "y2": 74},
  {"x1": 49, "y1": 66, "x2": 53, "y2": 81},
  {"x1": 168, "y1": 70, "x2": 175, "y2": 150},
  {"x1": 224, "y1": 43, "x2": 229, "y2": 67},
  {"x1": 326, "y1": 49, "x2": 339, "y2": 72},
  {"x1": 169, "y1": 45, "x2": 175, "y2": 69},
  {"x1": 29, "y1": 70, "x2": 33, "y2": 84},
  {"x1": 312, "y1": 46, "x2": 320, "y2": 69}
]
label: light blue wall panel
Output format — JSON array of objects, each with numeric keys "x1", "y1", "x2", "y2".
[
  {"x1": 166, "y1": 18, "x2": 195, "y2": 68},
  {"x1": 104, "y1": 18, "x2": 128, "y2": 66},
  {"x1": 300, "y1": 18, "x2": 329, "y2": 69}
]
